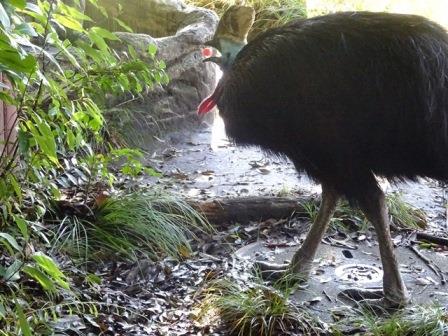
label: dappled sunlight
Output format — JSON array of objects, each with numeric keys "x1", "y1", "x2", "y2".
[
  {"x1": 308, "y1": 0, "x2": 448, "y2": 26},
  {"x1": 210, "y1": 113, "x2": 229, "y2": 151}
]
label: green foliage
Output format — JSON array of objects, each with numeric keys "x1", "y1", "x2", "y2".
[
  {"x1": 301, "y1": 192, "x2": 427, "y2": 232},
  {"x1": 52, "y1": 190, "x2": 211, "y2": 261},
  {"x1": 386, "y1": 192, "x2": 427, "y2": 229},
  {"x1": 0, "y1": 0, "x2": 170, "y2": 333},
  {"x1": 0, "y1": 0, "x2": 167, "y2": 216},
  {"x1": 332, "y1": 305, "x2": 448, "y2": 336},
  {"x1": 196, "y1": 277, "x2": 322, "y2": 335},
  {"x1": 0, "y1": 0, "x2": 169, "y2": 232}
]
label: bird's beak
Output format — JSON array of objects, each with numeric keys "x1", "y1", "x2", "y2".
[{"x1": 203, "y1": 56, "x2": 223, "y2": 65}]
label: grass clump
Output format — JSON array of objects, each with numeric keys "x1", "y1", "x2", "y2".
[
  {"x1": 186, "y1": 0, "x2": 306, "y2": 40},
  {"x1": 196, "y1": 277, "x2": 323, "y2": 335},
  {"x1": 386, "y1": 192, "x2": 427, "y2": 229},
  {"x1": 301, "y1": 192, "x2": 427, "y2": 232},
  {"x1": 333, "y1": 304, "x2": 448, "y2": 336},
  {"x1": 52, "y1": 191, "x2": 210, "y2": 261}
]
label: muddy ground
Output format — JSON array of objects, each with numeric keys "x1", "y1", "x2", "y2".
[{"x1": 132, "y1": 116, "x2": 448, "y2": 335}]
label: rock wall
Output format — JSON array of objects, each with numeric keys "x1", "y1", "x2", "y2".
[{"x1": 85, "y1": 0, "x2": 219, "y2": 148}]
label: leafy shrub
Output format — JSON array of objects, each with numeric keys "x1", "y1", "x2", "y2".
[{"x1": 0, "y1": 0, "x2": 170, "y2": 333}]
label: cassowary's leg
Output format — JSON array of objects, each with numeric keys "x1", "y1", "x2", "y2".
[
  {"x1": 341, "y1": 183, "x2": 410, "y2": 308},
  {"x1": 257, "y1": 184, "x2": 339, "y2": 280}
]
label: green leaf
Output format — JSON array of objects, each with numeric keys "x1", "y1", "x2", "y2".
[
  {"x1": 114, "y1": 18, "x2": 132, "y2": 32},
  {"x1": 0, "y1": 3, "x2": 11, "y2": 30},
  {"x1": 30, "y1": 119, "x2": 58, "y2": 165},
  {"x1": 9, "y1": 0, "x2": 26, "y2": 9},
  {"x1": 85, "y1": 273, "x2": 102, "y2": 285},
  {"x1": 0, "y1": 91, "x2": 14, "y2": 105},
  {"x1": 21, "y1": 4, "x2": 46, "y2": 24},
  {"x1": 144, "y1": 166, "x2": 162, "y2": 177},
  {"x1": 66, "y1": 128, "x2": 76, "y2": 150},
  {"x1": 128, "y1": 45, "x2": 138, "y2": 59},
  {"x1": 90, "y1": 27, "x2": 119, "y2": 40},
  {"x1": 17, "y1": 128, "x2": 30, "y2": 154},
  {"x1": 15, "y1": 300, "x2": 32, "y2": 336},
  {"x1": 58, "y1": 2, "x2": 92, "y2": 22},
  {"x1": 13, "y1": 215, "x2": 28, "y2": 241},
  {"x1": 14, "y1": 22, "x2": 37, "y2": 36},
  {"x1": 77, "y1": 40, "x2": 103, "y2": 64},
  {"x1": 88, "y1": 29, "x2": 109, "y2": 52},
  {"x1": 0, "y1": 232, "x2": 21, "y2": 252},
  {"x1": 8, "y1": 173, "x2": 22, "y2": 203},
  {"x1": 4, "y1": 259, "x2": 23, "y2": 281},
  {"x1": 0, "y1": 302, "x2": 6, "y2": 319},
  {"x1": 53, "y1": 14, "x2": 84, "y2": 32},
  {"x1": 148, "y1": 44, "x2": 157, "y2": 57},
  {"x1": 32, "y1": 252, "x2": 69, "y2": 289},
  {"x1": 22, "y1": 265, "x2": 56, "y2": 292},
  {"x1": 0, "y1": 50, "x2": 36, "y2": 74}
]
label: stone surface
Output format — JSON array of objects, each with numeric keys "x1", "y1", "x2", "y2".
[
  {"x1": 146, "y1": 120, "x2": 448, "y2": 325},
  {"x1": 86, "y1": 0, "x2": 219, "y2": 147},
  {"x1": 236, "y1": 240, "x2": 448, "y2": 322}
]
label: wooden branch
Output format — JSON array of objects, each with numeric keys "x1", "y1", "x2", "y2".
[
  {"x1": 416, "y1": 232, "x2": 448, "y2": 247},
  {"x1": 188, "y1": 196, "x2": 312, "y2": 225},
  {"x1": 408, "y1": 245, "x2": 446, "y2": 284}
]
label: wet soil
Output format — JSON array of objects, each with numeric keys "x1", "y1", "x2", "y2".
[{"x1": 143, "y1": 116, "x2": 448, "y2": 334}]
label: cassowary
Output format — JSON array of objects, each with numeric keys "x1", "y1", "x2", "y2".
[{"x1": 198, "y1": 6, "x2": 448, "y2": 307}]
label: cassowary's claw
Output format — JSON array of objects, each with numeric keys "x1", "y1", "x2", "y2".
[
  {"x1": 339, "y1": 288, "x2": 384, "y2": 301},
  {"x1": 338, "y1": 288, "x2": 409, "y2": 310},
  {"x1": 254, "y1": 261, "x2": 310, "y2": 284},
  {"x1": 254, "y1": 261, "x2": 289, "y2": 281}
]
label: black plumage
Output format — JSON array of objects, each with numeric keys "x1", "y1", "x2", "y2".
[
  {"x1": 198, "y1": 10, "x2": 448, "y2": 305},
  {"x1": 216, "y1": 11, "x2": 448, "y2": 203}
]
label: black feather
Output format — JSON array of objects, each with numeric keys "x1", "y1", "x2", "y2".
[{"x1": 216, "y1": 11, "x2": 448, "y2": 202}]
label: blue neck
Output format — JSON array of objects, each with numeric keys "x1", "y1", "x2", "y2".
[{"x1": 219, "y1": 38, "x2": 246, "y2": 68}]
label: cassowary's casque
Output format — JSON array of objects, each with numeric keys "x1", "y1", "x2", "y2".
[{"x1": 198, "y1": 6, "x2": 448, "y2": 307}]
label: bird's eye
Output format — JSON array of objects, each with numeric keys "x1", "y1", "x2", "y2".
[{"x1": 202, "y1": 47, "x2": 214, "y2": 58}]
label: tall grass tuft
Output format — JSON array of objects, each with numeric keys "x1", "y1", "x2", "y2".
[
  {"x1": 196, "y1": 277, "x2": 323, "y2": 335},
  {"x1": 333, "y1": 304, "x2": 448, "y2": 336},
  {"x1": 386, "y1": 192, "x2": 427, "y2": 229},
  {"x1": 186, "y1": 0, "x2": 307, "y2": 40},
  {"x1": 52, "y1": 191, "x2": 211, "y2": 261},
  {"x1": 301, "y1": 192, "x2": 427, "y2": 232}
]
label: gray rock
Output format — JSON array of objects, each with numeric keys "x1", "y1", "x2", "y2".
[{"x1": 89, "y1": 0, "x2": 218, "y2": 148}]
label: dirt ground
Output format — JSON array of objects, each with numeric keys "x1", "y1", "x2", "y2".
[{"x1": 143, "y1": 115, "x2": 448, "y2": 334}]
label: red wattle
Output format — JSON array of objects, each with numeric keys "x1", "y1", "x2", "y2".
[{"x1": 198, "y1": 96, "x2": 216, "y2": 115}]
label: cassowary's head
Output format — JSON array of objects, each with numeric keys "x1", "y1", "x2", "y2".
[{"x1": 198, "y1": 5, "x2": 255, "y2": 115}]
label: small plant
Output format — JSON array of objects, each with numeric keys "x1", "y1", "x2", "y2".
[
  {"x1": 52, "y1": 190, "x2": 211, "y2": 261},
  {"x1": 386, "y1": 192, "x2": 427, "y2": 229},
  {"x1": 301, "y1": 198, "x2": 368, "y2": 232},
  {"x1": 301, "y1": 199, "x2": 319, "y2": 223},
  {"x1": 196, "y1": 276, "x2": 323, "y2": 335},
  {"x1": 301, "y1": 193, "x2": 426, "y2": 232},
  {"x1": 276, "y1": 184, "x2": 293, "y2": 197},
  {"x1": 332, "y1": 304, "x2": 448, "y2": 336}
]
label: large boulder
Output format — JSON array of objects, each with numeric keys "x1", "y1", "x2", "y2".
[{"x1": 86, "y1": 0, "x2": 219, "y2": 148}]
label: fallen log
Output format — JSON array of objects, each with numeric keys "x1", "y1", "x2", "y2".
[
  {"x1": 416, "y1": 232, "x2": 448, "y2": 247},
  {"x1": 188, "y1": 196, "x2": 313, "y2": 225}
]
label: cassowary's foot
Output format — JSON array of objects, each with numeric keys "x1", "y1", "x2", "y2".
[
  {"x1": 339, "y1": 287, "x2": 410, "y2": 310},
  {"x1": 255, "y1": 258, "x2": 312, "y2": 284},
  {"x1": 255, "y1": 261, "x2": 289, "y2": 281}
]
